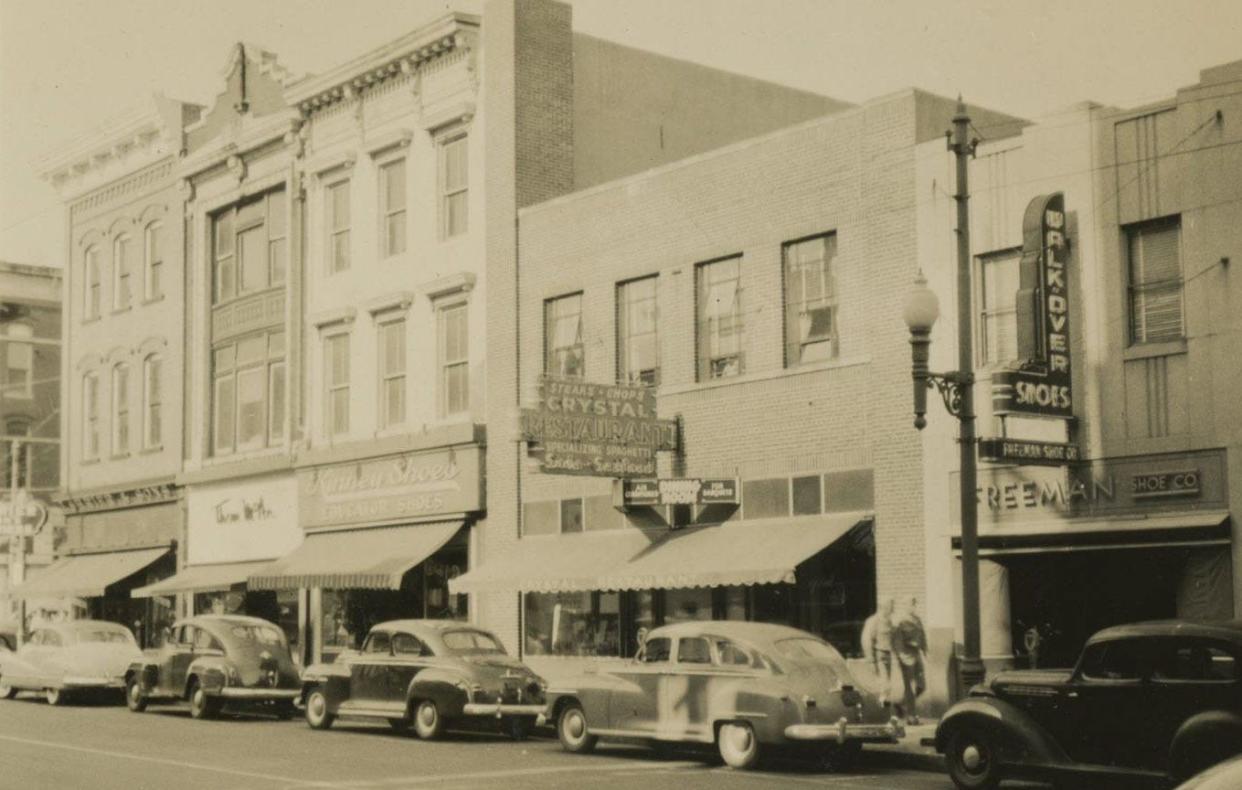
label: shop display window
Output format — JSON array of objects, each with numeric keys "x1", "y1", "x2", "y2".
[{"x1": 524, "y1": 591, "x2": 622, "y2": 657}]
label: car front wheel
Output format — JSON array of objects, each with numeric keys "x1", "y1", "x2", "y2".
[
  {"x1": 45, "y1": 687, "x2": 65, "y2": 706},
  {"x1": 0, "y1": 681, "x2": 16, "y2": 700},
  {"x1": 304, "y1": 688, "x2": 334, "y2": 730},
  {"x1": 413, "y1": 699, "x2": 445, "y2": 740},
  {"x1": 718, "y1": 721, "x2": 761, "y2": 769},
  {"x1": 557, "y1": 702, "x2": 597, "y2": 754},
  {"x1": 188, "y1": 681, "x2": 221, "y2": 720},
  {"x1": 126, "y1": 679, "x2": 147, "y2": 712},
  {"x1": 945, "y1": 727, "x2": 1001, "y2": 790}
]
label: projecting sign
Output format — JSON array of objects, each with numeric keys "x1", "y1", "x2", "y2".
[
  {"x1": 621, "y1": 478, "x2": 739, "y2": 507},
  {"x1": 992, "y1": 193, "x2": 1073, "y2": 418},
  {"x1": 979, "y1": 438, "x2": 1081, "y2": 466},
  {"x1": 0, "y1": 492, "x2": 48, "y2": 538},
  {"x1": 520, "y1": 377, "x2": 678, "y2": 478}
]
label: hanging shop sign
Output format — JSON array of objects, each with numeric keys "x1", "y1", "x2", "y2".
[
  {"x1": 992, "y1": 193, "x2": 1073, "y2": 418},
  {"x1": 0, "y1": 492, "x2": 48, "y2": 537},
  {"x1": 520, "y1": 377, "x2": 678, "y2": 478},
  {"x1": 620, "y1": 478, "x2": 739, "y2": 507},
  {"x1": 979, "y1": 438, "x2": 1081, "y2": 466}
]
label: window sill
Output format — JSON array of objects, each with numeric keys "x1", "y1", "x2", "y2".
[
  {"x1": 139, "y1": 445, "x2": 164, "y2": 455},
  {"x1": 111, "y1": 306, "x2": 133, "y2": 316},
  {"x1": 81, "y1": 457, "x2": 101, "y2": 466},
  {"x1": 662, "y1": 355, "x2": 871, "y2": 396},
  {"x1": 141, "y1": 295, "x2": 165, "y2": 306},
  {"x1": 1123, "y1": 339, "x2": 1187, "y2": 361},
  {"x1": 110, "y1": 453, "x2": 131, "y2": 461},
  {"x1": 81, "y1": 316, "x2": 101, "y2": 326}
]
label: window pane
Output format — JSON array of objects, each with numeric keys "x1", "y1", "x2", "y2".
[
  {"x1": 620, "y1": 277, "x2": 659, "y2": 384},
  {"x1": 383, "y1": 160, "x2": 406, "y2": 211},
  {"x1": 559, "y1": 499, "x2": 584, "y2": 533},
  {"x1": 384, "y1": 378, "x2": 405, "y2": 426},
  {"x1": 383, "y1": 321, "x2": 406, "y2": 374},
  {"x1": 214, "y1": 375, "x2": 235, "y2": 452},
  {"x1": 115, "y1": 237, "x2": 132, "y2": 308},
  {"x1": 214, "y1": 211, "x2": 234, "y2": 256},
  {"x1": 237, "y1": 368, "x2": 265, "y2": 447},
  {"x1": 268, "y1": 331, "x2": 286, "y2": 357},
  {"x1": 146, "y1": 224, "x2": 164, "y2": 299},
  {"x1": 1129, "y1": 220, "x2": 1183, "y2": 344},
  {"x1": 329, "y1": 336, "x2": 349, "y2": 386},
  {"x1": 331, "y1": 389, "x2": 349, "y2": 434},
  {"x1": 784, "y1": 236, "x2": 836, "y2": 365},
  {"x1": 237, "y1": 195, "x2": 264, "y2": 227},
  {"x1": 386, "y1": 214, "x2": 406, "y2": 257},
  {"x1": 328, "y1": 181, "x2": 350, "y2": 273},
  {"x1": 214, "y1": 346, "x2": 235, "y2": 371},
  {"x1": 446, "y1": 192, "x2": 468, "y2": 237},
  {"x1": 678, "y1": 636, "x2": 711, "y2": 664},
  {"x1": 269, "y1": 362, "x2": 285, "y2": 443},
  {"x1": 698, "y1": 258, "x2": 743, "y2": 379},
  {"x1": 445, "y1": 363, "x2": 468, "y2": 415},
  {"x1": 269, "y1": 238, "x2": 286, "y2": 285},
  {"x1": 237, "y1": 335, "x2": 266, "y2": 365},
  {"x1": 267, "y1": 189, "x2": 287, "y2": 238},
  {"x1": 546, "y1": 295, "x2": 583, "y2": 378},
  {"x1": 239, "y1": 226, "x2": 266, "y2": 293},
  {"x1": 444, "y1": 137, "x2": 467, "y2": 191},
  {"x1": 665, "y1": 588, "x2": 712, "y2": 624},
  {"x1": 218, "y1": 256, "x2": 236, "y2": 302}
]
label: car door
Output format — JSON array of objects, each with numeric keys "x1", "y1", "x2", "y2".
[
  {"x1": 388, "y1": 632, "x2": 427, "y2": 704},
  {"x1": 609, "y1": 636, "x2": 669, "y2": 734},
  {"x1": 659, "y1": 635, "x2": 714, "y2": 741},
  {"x1": 11, "y1": 629, "x2": 47, "y2": 685},
  {"x1": 1065, "y1": 637, "x2": 1157, "y2": 768},
  {"x1": 164, "y1": 625, "x2": 197, "y2": 694},
  {"x1": 350, "y1": 631, "x2": 392, "y2": 704},
  {"x1": 1147, "y1": 638, "x2": 1242, "y2": 771}
]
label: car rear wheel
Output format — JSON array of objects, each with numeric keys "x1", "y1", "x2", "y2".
[
  {"x1": 304, "y1": 688, "x2": 334, "y2": 730},
  {"x1": 413, "y1": 699, "x2": 445, "y2": 740},
  {"x1": 188, "y1": 681, "x2": 221, "y2": 720},
  {"x1": 945, "y1": 727, "x2": 1001, "y2": 790},
  {"x1": 126, "y1": 679, "x2": 147, "y2": 712},
  {"x1": 718, "y1": 721, "x2": 761, "y2": 770},
  {"x1": 0, "y1": 681, "x2": 16, "y2": 700},
  {"x1": 45, "y1": 687, "x2": 65, "y2": 706},
  {"x1": 557, "y1": 702, "x2": 597, "y2": 754}
]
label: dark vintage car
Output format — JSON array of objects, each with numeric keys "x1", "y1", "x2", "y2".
[
  {"x1": 124, "y1": 615, "x2": 300, "y2": 720},
  {"x1": 544, "y1": 621, "x2": 904, "y2": 770},
  {"x1": 936, "y1": 620, "x2": 1242, "y2": 789},
  {"x1": 300, "y1": 620, "x2": 546, "y2": 739}
]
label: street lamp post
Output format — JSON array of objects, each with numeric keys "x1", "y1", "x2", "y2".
[{"x1": 902, "y1": 99, "x2": 987, "y2": 694}]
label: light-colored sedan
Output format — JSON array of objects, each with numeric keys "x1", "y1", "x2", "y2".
[{"x1": 0, "y1": 620, "x2": 143, "y2": 705}]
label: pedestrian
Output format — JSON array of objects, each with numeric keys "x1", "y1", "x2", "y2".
[
  {"x1": 891, "y1": 596, "x2": 928, "y2": 725},
  {"x1": 860, "y1": 597, "x2": 895, "y2": 699}
]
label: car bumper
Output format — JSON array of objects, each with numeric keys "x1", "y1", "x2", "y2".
[
  {"x1": 784, "y1": 717, "x2": 905, "y2": 743},
  {"x1": 217, "y1": 688, "x2": 300, "y2": 701},
  {"x1": 462, "y1": 702, "x2": 546, "y2": 718}
]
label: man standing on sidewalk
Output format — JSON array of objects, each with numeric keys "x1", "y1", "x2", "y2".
[
  {"x1": 892, "y1": 597, "x2": 928, "y2": 725},
  {"x1": 860, "y1": 597, "x2": 895, "y2": 701}
]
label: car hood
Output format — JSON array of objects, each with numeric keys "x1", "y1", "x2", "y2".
[{"x1": 460, "y1": 654, "x2": 536, "y2": 675}]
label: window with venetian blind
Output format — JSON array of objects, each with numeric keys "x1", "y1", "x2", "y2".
[
  {"x1": 783, "y1": 234, "x2": 838, "y2": 366},
  {"x1": 977, "y1": 249, "x2": 1020, "y2": 366},
  {"x1": 1127, "y1": 217, "x2": 1183, "y2": 344}
]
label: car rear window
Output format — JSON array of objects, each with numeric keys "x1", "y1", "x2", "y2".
[
  {"x1": 229, "y1": 625, "x2": 285, "y2": 646},
  {"x1": 442, "y1": 630, "x2": 504, "y2": 655},
  {"x1": 75, "y1": 629, "x2": 134, "y2": 645},
  {"x1": 774, "y1": 638, "x2": 849, "y2": 671}
]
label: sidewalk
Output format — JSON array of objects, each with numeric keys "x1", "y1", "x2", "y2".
[{"x1": 860, "y1": 721, "x2": 945, "y2": 773}]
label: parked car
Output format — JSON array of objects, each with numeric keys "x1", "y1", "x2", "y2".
[
  {"x1": 0, "y1": 620, "x2": 142, "y2": 704},
  {"x1": 544, "y1": 621, "x2": 904, "y2": 770},
  {"x1": 1174, "y1": 754, "x2": 1242, "y2": 790},
  {"x1": 936, "y1": 620, "x2": 1242, "y2": 790},
  {"x1": 300, "y1": 620, "x2": 545, "y2": 739},
  {"x1": 124, "y1": 615, "x2": 300, "y2": 720}
]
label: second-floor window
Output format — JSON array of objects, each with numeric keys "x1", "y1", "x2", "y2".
[
  {"x1": 3, "y1": 324, "x2": 33, "y2": 399},
  {"x1": 784, "y1": 234, "x2": 838, "y2": 365},
  {"x1": 378, "y1": 319, "x2": 406, "y2": 428},
  {"x1": 113, "y1": 235, "x2": 133, "y2": 310},
  {"x1": 618, "y1": 276, "x2": 659, "y2": 385},
  {"x1": 545, "y1": 293, "x2": 584, "y2": 379},
  {"x1": 379, "y1": 159, "x2": 407, "y2": 257},
  {"x1": 145, "y1": 222, "x2": 164, "y2": 300},
  {"x1": 85, "y1": 246, "x2": 101, "y2": 319},
  {"x1": 213, "y1": 331, "x2": 286, "y2": 455},
  {"x1": 440, "y1": 135, "x2": 468, "y2": 238},
  {"x1": 83, "y1": 372, "x2": 100, "y2": 461},
  {"x1": 326, "y1": 179, "x2": 351, "y2": 273},
  {"x1": 144, "y1": 354, "x2": 162, "y2": 449},
  {"x1": 1127, "y1": 217, "x2": 1183, "y2": 345},
  {"x1": 978, "y1": 249, "x2": 1020, "y2": 366},
  {"x1": 438, "y1": 303, "x2": 468, "y2": 416},
  {"x1": 112, "y1": 363, "x2": 130, "y2": 455},
  {"x1": 697, "y1": 256, "x2": 743, "y2": 380},
  {"x1": 212, "y1": 188, "x2": 287, "y2": 304},
  {"x1": 324, "y1": 333, "x2": 351, "y2": 436}
]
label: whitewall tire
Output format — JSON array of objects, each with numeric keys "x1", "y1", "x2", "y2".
[{"x1": 718, "y1": 721, "x2": 761, "y2": 769}]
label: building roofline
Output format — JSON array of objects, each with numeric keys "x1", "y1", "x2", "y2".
[{"x1": 0, "y1": 261, "x2": 63, "y2": 280}]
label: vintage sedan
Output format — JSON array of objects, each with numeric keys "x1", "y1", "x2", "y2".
[
  {"x1": 1174, "y1": 755, "x2": 1242, "y2": 790},
  {"x1": 936, "y1": 620, "x2": 1242, "y2": 790},
  {"x1": 545, "y1": 621, "x2": 904, "y2": 770},
  {"x1": 0, "y1": 620, "x2": 142, "y2": 704},
  {"x1": 300, "y1": 620, "x2": 546, "y2": 739},
  {"x1": 124, "y1": 615, "x2": 300, "y2": 719}
]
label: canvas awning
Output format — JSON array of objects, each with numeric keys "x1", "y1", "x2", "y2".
[
  {"x1": 953, "y1": 509, "x2": 1231, "y2": 555},
  {"x1": 449, "y1": 512, "x2": 872, "y2": 594},
  {"x1": 9, "y1": 547, "x2": 171, "y2": 599},
  {"x1": 247, "y1": 521, "x2": 463, "y2": 591},
  {"x1": 130, "y1": 559, "x2": 273, "y2": 598}
]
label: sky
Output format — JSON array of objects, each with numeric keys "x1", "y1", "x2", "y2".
[{"x1": 2, "y1": 0, "x2": 1240, "y2": 267}]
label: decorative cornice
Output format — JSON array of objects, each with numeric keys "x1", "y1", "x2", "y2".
[
  {"x1": 69, "y1": 160, "x2": 176, "y2": 219},
  {"x1": 364, "y1": 127, "x2": 414, "y2": 157},
  {"x1": 421, "y1": 100, "x2": 475, "y2": 133},
  {"x1": 56, "y1": 479, "x2": 179, "y2": 514},
  {"x1": 419, "y1": 271, "x2": 476, "y2": 301},
  {"x1": 306, "y1": 150, "x2": 356, "y2": 177},
  {"x1": 310, "y1": 306, "x2": 357, "y2": 329},
  {"x1": 366, "y1": 291, "x2": 415, "y2": 316},
  {"x1": 287, "y1": 12, "x2": 479, "y2": 116},
  {"x1": 180, "y1": 112, "x2": 300, "y2": 181}
]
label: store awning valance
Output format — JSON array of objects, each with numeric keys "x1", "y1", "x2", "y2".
[
  {"x1": 953, "y1": 509, "x2": 1231, "y2": 555},
  {"x1": 449, "y1": 512, "x2": 873, "y2": 595},
  {"x1": 131, "y1": 559, "x2": 273, "y2": 598},
  {"x1": 247, "y1": 521, "x2": 463, "y2": 591},
  {"x1": 9, "y1": 547, "x2": 171, "y2": 599}
]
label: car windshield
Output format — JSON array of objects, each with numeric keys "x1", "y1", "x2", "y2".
[
  {"x1": 74, "y1": 629, "x2": 134, "y2": 645},
  {"x1": 442, "y1": 630, "x2": 505, "y2": 655},
  {"x1": 229, "y1": 625, "x2": 285, "y2": 646},
  {"x1": 774, "y1": 637, "x2": 851, "y2": 671}
]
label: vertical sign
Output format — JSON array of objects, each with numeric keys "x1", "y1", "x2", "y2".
[{"x1": 992, "y1": 193, "x2": 1072, "y2": 417}]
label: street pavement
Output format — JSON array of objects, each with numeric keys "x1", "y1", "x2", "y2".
[{"x1": 0, "y1": 692, "x2": 1006, "y2": 790}]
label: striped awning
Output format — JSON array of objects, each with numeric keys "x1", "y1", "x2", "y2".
[
  {"x1": 247, "y1": 521, "x2": 463, "y2": 591},
  {"x1": 449, "y1": 512, "x2": 872, "y2": 594},
  {"x1": 131, "y1": 559, "x2": 273, "y2": 598},
  {"x1": 954, "y1": 509, "x2": 1231, "y2": 555},
  {"x1": 9, "y1": 547, "x2": 171, "y2": 599}
]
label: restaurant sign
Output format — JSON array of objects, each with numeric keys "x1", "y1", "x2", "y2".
[
  {"x1": 299, "y1": 445, "x2": 482, "y2": 530},
  {"x1": 188, "y1": 474, "x2": 301, "y2": 565},
  {"x1": 992, "y1": 193, "x2": 1073, "y2": 418},
  {"x1": 520, "y1": 377, "x2": 678, "y2": 478},
  {"x1": 979, "y1": 437, "x2": 1081, "y2": 466},
  {"x1": 620, "y1": 478, "x2": 739, "y2": 507}
]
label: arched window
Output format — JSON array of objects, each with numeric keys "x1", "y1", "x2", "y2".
[
  {"x1": 112, "y1": 362, "x2": 130, "y2": 455},
  {"x1": 83, "y1": 372, "x2": 101, "y2": 460},
  {"x1": 113, "y1": 235, "x2": 133, "y2": 310},
  {"x1": 85, "y1": 247, "x2": 101, "y2": 319},
  {"x1": 144, "y1": 223, "x2": 164, "y2": 301},
  {"x1": 143, "y1": 354, "x2": 162, "y2": 449}
]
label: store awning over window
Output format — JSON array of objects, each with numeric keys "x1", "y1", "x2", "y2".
[
  {"x1": 131, "y1": 559, "x2": 273, "y2": 598},
  {"x1": 448, "y1": 512, "x2": 873, "y2": 595},
  {"x1": 247, "y1": 521, "x2": 463, "y2": 591},
  {"x1": 953, "y1": 510, "x2": 1231, "y2": 555},
  {"x1": 9, "y1": 547, "x2": 171, "y2": 599}
]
